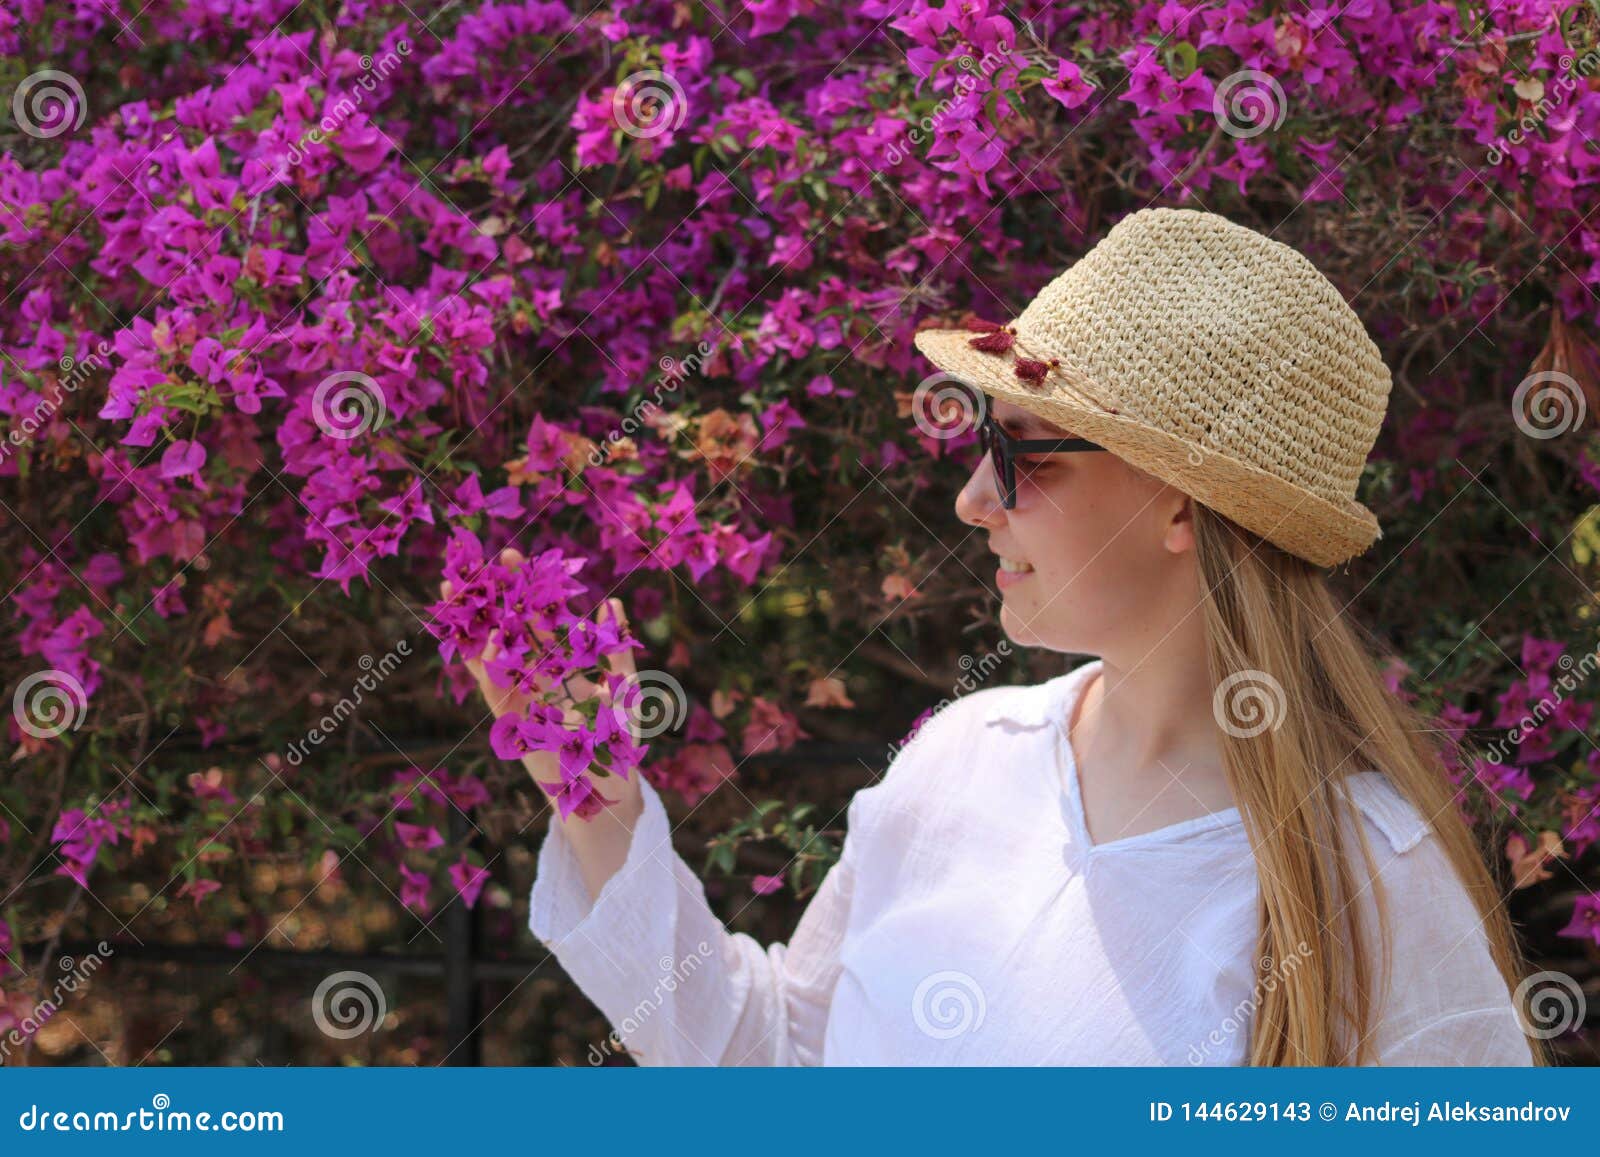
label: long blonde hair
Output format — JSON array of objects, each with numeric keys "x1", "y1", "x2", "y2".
[{"x1": 1190, "y1": 503, "x2": 1548, "y2": 1065}]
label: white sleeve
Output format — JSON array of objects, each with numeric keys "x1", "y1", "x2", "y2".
[
  {"x1": 1341, "y1": 773, "x2": 1536, "y2": 1066},
  {"x1": 528, "y1": 774, "x2": 855, "y2": 1066},
  {"x1": 1373, "y1": 1006, "x2": 1534, "y2": 1065}
]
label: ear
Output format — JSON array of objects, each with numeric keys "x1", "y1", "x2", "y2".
[{"x1": 1164, "y1": 492, "x2": 1196, "y2": 555}]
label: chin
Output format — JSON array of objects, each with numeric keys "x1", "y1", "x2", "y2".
[
  {"x1": 999, "y1": 601, "x2": 1075, "y2": 653},
  {"x1": 997, "y1": 600, "x2": 1041, "y2": 644}
]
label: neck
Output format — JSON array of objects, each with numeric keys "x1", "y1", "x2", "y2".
[{"x1": 1073, "y1": 644, "x2": 1228, "y2": 796}]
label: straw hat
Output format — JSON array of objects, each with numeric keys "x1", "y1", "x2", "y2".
[{"x1": 910, "y1": 207, "x2": 1393, "y2": 568}]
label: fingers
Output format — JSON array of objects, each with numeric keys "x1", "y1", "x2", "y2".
[
  {"x1": 600, "y1": 597, "x2": 639, "y2": 678},
  {"x1": 463, "y1": 627, "x2": 500, "y2": 688}
]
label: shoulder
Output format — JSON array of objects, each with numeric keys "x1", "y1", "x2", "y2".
[
  {"x1": 1333, "y1": 771, "x2": 1484, "y2": 921},
  {"x1": 1333, "y1": 770, "x2": 1471, "y2": 918},
  {"x1": 884, "y1": 679, "x2": 1048, "y2": 772},
  {"x1": 845, "y1": 678, "x2": 1056, "y2": 833},
  {"x1": 1332, "y1": 772, "x2": 1526, "y2": 1059},
  {"x1": 1339, "y1": 770, "x2": 1431, "y2": 855}
]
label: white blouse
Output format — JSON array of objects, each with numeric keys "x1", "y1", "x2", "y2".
[{"x1": 528, "y1": 659, "x2": 1535, "y2": 1066}]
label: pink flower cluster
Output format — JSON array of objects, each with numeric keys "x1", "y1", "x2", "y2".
[
  {"x1": 426, "y1": 533, "x2": 648, "y2": 820},
  {"x1": 50, "y1": 801, "x2": 132, "y2": 890}
]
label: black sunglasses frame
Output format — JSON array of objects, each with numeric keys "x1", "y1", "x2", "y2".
[{"x1": 977, "y1": 411, "x2": 1104, "y2": 509}]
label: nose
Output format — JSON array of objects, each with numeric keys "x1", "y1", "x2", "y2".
[{"x1": 955, "y1": 445, "x2": 1006, "y2": 530}]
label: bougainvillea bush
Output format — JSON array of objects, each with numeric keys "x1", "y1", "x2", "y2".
[{"x1": 2, "y1": 0, "x2": 1599, "y2": 1062}]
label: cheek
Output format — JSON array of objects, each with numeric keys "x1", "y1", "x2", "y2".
[{"x1": 1014, "y1": 477, "x2": 1160, "y2": 602}]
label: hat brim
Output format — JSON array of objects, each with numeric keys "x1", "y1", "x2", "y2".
[{"x1": 911, "y1": 326, "x2": 1380, "y2": 568}]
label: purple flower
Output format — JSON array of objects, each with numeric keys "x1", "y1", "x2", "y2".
[
  {"x1": 449, "y1": 858, "x2": 491, "y2": 909},
  {"x1": 399, "y1": 864, "x2": 432, "y2": 914},
  {"x1": 751, "y1": 874, "x2": 785, "y2": 895},
  {"x1": 1557, "y1": 895, "x2": 1600, "y2": 947},
  {"x1": 395, "y1": 822, "x2": 444, "y2": 851},
  {"x1": 159, "y1": 438, "x2": 207, "y2": 478},
  {"x1": 1042, "y1": 61, "x2": 1094, "y2": 110}
]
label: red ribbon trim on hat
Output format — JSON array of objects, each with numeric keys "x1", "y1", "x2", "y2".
[
  {"x1": 968, "y1": 329, "x2": 1016, "y2": 353},
  {"x1": 942, "y1": 313, "x2": 1122, "y2": 414},
  {"x1": 957, "y1": 314, "x2": 1065, "y2": 391},
  {"x1": 940, "y1": 312, "x2": 1126, "y2": 416}
]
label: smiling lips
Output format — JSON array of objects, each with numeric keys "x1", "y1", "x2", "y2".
[{"x1": 995, "y1": 555, "x2": 1034, "y2": 589}]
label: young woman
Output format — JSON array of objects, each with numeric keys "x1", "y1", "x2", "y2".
[{"x1": 458, "y1": 209, "x2": 1543, "y2": 1066}]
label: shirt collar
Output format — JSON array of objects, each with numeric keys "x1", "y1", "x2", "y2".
[{"x1": 981, "y1": 659, "x2": 1101, "y2": 729}]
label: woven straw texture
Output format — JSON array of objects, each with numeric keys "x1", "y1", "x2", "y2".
[{"x1": 911, "y1": 207, "x2": 1393, "y2": 568}]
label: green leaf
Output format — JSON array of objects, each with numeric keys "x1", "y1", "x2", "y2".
[{"x1": 1167, "y1": 42, "x2": 1198, "y2": 80}]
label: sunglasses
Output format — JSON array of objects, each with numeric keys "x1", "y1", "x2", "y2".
[{"x1": 976, "y1": 411, "x2": 1104, "y2": 509}]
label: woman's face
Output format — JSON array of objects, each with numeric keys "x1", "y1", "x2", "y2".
[{"x1": 954, "y1": 397, "x2": 1198, "y2": 655}]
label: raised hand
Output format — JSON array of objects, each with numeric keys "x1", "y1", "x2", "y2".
[{"x1": 441, "y1": 546, "x2": 638, "y2": 729}]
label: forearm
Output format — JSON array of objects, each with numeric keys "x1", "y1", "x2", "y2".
[
  {"x1": 527, "y1": 771, "x2": 849, "y2": 1066},
  {"x1": 521, "y1": 748, "x2": 645, "y2": 904}
]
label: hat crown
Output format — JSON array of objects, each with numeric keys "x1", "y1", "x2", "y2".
[{"x1": 1014, "y1": 208, "x2": 1391, "y2": 507}]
